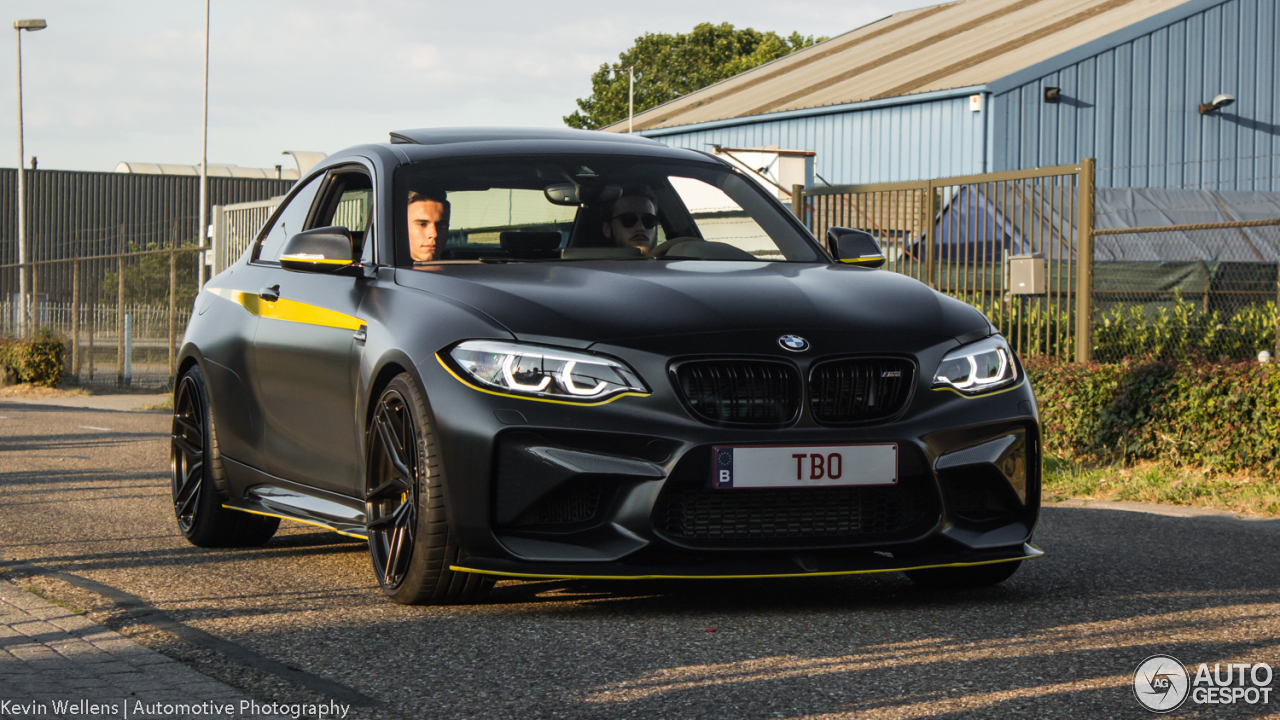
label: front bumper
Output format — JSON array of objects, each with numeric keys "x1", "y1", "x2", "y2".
[{"x1": 425, "y1": 338, "x2": 1042, "y2": 576}]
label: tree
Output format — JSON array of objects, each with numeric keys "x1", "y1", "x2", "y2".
[{"x1": 565, "y1": 23, "x2": 825, "y2": 130}]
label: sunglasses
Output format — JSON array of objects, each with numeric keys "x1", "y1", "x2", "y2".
[{"x1": 612, "y1": 212, "x2": 659, "y2": 230}]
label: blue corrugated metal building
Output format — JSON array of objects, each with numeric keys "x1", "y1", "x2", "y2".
[{"x1": 612, "y1": 0, "x2": 1279, "y2": 192}]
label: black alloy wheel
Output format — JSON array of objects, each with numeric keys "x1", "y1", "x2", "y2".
[
  {"x1": 171, "y1": 373, "x2": 206, "y2": 534},
  {"x1": 365, "y1": 373, "x2": 492, "y2": 605},
  {"x1": 170, "y1": 365, "x2": 279, "y2": 547},
  {"x1": 366, "y1": 387, "x2": 420, "y2": 589}
]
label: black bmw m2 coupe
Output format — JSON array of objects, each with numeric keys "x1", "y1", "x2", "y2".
[{"x1": 172, "y1": 128, "x2": 1041, "y2": 604}]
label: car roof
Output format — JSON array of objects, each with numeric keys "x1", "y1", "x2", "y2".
[{"x1": 371, "y1": 126, "x2": 719, "y2": 165}]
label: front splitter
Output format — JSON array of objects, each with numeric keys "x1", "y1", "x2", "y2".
[{"x1": 450, "y1": 543, "x2": 1042, "y2": 580}]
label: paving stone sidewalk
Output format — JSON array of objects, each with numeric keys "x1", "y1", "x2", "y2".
[{"x1": 0, "y1": 580, "x2": 270, "y2": 720}]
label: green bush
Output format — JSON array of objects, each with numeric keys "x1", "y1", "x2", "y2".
[
  {"x1": 1026, "y1": 357, "x2": 1280, "y2": 478},
  {"x1": 1093, "y1": 294, "x2": 1276, "y2": 363},
  {"x1": 0, "y1": 329, "x2": 66, "y2": 387}
]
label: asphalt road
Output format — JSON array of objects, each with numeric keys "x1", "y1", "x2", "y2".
[{"x1": 1, "y1": 400, "x2": 1278, "y2": 719}]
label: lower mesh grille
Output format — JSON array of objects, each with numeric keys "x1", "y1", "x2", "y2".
[
  {"x1": 533, "y1": 485, "x2": 602, "y2": 524},
  {"x1": 654, "y1": 486, "x2": 919, "y2": 542}
]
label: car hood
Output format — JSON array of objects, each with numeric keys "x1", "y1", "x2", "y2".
[{"x1": 394, "y1": 261, "x2": 990, "y2": 350}]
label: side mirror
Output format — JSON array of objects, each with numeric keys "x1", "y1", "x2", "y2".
[
  {"x1": 279, "y1": 226, "x2": 359, "y2": 275},
  {"x1": 826, "y1": 227, "x2": 885, "y2": 268}
]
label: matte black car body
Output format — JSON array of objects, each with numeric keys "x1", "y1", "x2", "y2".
[{"x1": 175, "y1": 128, "x2": 1041, "y2": 594}]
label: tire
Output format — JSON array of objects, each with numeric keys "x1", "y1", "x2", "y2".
[
  {"x1": 171, "y1": 365, "x2": 279, "y2": 547},
  {"x1": 365, "y1": 373, "x2": 493, "y2": 605},
  {"x1": 903, "y1": 560, "x2": 1022, "y2": 589}
]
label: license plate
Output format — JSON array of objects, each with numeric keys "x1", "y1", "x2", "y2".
[{"x1": 712, "y1": 444, "x2": 898, "y2": 489}]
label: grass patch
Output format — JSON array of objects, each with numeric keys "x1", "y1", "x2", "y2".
[
  {"x1": 139, "y1": 398, "x2": 173, "y2": 412},
  {"x1": 1043, "y1": 453, "x2": 1280, "y2": 517}
]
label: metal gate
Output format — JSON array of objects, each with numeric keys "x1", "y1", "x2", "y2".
[{"x1": 794, "y1": 161, "x2": 1096, "y2": 362}]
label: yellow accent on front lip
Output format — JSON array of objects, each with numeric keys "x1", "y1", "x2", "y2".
[
  {"x1": 931, "y1": 377, "x2": 1027, "y2": 398},
  {"x1": 206, "y1": 286, "x2": 364, "y2": 331},
  {"x1": 448, "y1": 552, "x2": 1039, "y2": 581},
  {"x1": 221, "y1": 504, "x2": 367, "y2": 539},
  {"x1": 435, "y1": 353, "x2": 650, "y2": 407}
]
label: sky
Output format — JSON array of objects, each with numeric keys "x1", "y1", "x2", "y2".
[{"x1": 0, "y1": 0, "x2": 937, "y2": 173}]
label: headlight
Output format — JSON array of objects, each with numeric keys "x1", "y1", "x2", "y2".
[
  {"x1": 933, "y1": 336, "x2": 1018, "y2": 395},
  {"x1": 447, "y1": 340, "x2": 648, "y2": 403}
]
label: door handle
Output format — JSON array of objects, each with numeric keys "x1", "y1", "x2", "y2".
[{"x1": 259, "y1": 285, "x2": 280, "y2": 302}]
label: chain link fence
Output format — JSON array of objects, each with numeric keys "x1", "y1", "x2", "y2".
[
  {"x1": 2, "y1": 236, "x2": 202, "y2": 389},
  {"x1": 1091, "y1": 219, "x2": 1279, "y2": 362}
]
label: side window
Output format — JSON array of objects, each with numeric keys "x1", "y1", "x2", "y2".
[
  {"x1": 254, "y1": 174, "x2": 324, "y2": 263},
  {"x1": 310, "y1": 170, "x2": 374, "y2": 261}
]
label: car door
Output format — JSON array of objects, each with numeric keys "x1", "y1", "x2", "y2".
[
  {"x1": 250, "y1": 165, "x2": 375, "y2": 496},
  {"x1": 202, "y1": 172, "x2": 326, "y2": 470}
]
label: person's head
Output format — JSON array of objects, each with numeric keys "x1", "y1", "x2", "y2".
[
  {"x1": 601, "y1": 188, "x2": 659, "y2": 252},
  {"x1": 407, "y1": 189, "x2": 450, "y2": 262}
]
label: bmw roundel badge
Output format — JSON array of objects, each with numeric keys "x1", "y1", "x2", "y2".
[{"x1": 778, "y1": 335, "x2": 810, "y2": 352}]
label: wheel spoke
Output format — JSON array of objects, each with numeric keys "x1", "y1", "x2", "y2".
[
  {"x1": 367, "y1": 476, "x2": 411, "y2": 501},
  {"x1": 384, "y1": 526, "x2": 404, "y2": 578},
  {"x1": 172, "y1": 435, "x2": 203, "y2": 462},
  {"x1": 174, "y1": 416, "x2": 202, "y2": 441},
  {"x1": 367, "y1": 501, "x2": 410, "y2": 532},
  {"x1": 374, "y1": 412, "x2": 413, "y2": 481},
  {"x1": 175, "y1": 461, "x2": 202, "y2": 516}
]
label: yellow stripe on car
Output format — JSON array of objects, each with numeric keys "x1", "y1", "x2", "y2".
[
  {"x1": 447, "y1": 552, "x2": 1040, "y2": 581},
  {"x1": 206, "y1": 286, "x2": 364, "y2": 331},
  {"x1": 280, "y1": 255, "x2": 353, "y2": 265}
]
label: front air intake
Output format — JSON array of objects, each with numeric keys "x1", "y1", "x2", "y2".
[{"x1": 675, "y1": 360, "x2": 801, "y2": 425}]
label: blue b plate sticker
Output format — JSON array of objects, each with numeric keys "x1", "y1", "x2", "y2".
[
  {"x1": 712, "y1": 444, "x2": 898, "y2": 489},
  {"x1": 715, "y1": 448, "x2": 735, "y2": 487}
]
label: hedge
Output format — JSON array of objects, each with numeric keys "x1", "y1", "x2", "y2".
[
  {"x1": 1025, "y1": 357, "x2": 1280, "y2": 478},
  {"x1": 0, "y1": 330, "x2": 66, "y2": 388}
]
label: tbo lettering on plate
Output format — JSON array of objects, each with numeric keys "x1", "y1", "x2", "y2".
[
  {"x1": 792, "y1": 452, "x2": 843, "y2": 480},
  {"x1": 715, "y1": 444, "x2": 897, "y2": 489}
]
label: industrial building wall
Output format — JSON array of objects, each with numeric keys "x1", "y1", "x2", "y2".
[
  {"x1": 0, "y1": 168, "x2": 293, "y2": 263},
  {"x1": 992, "y1": 0, "x2": 1280, "y2": 191},
  {"x1": 647, "y1": 94, "x2": 987, "y2": 186}
]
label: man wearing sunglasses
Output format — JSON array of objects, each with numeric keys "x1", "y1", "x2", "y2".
[{"x1": 601, "y1": 187, "x2": 660, "y2": 254}]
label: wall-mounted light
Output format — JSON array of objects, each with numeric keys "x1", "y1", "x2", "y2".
[
  {"x1": 1199, "y1": 93, "x2": 1235, "y2": 115},
  {"x1": 1043, "y1": 87, "x2": 1060, "y2": 104}
]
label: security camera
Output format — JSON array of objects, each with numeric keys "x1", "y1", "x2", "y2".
[{"x1": 1199, "y1": 94, "x2": 1235, "y2": 114}]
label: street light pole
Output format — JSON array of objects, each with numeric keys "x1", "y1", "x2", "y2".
[
  {"x1": 197, "y1": 0, "x2": 210, "y2": 288},
  {"x1": 13, "y1": 18, "x2": 46, "y2": 338},
  {"x1": 628, "y1": 66, "x2": 634, "y2": 134}
]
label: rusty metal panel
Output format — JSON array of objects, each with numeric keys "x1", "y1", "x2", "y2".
[{"x1": 609, "y1": 0, "x2": 1188, "y2": 133}]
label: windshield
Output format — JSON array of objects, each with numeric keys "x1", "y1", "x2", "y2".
[{"x1": 394, "y1": 155, "x2": 822, "y2": 265}]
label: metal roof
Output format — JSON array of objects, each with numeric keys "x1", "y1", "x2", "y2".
[
  {"x1": 114, "y1": 162, "x2": 300, "y2": 180},
  {"x1": 610, "y1": 0, "x2": 1194, "y2": 133}
]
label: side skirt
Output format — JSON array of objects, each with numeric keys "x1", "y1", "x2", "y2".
[{"x1": 221, "y1": 457, "x2": 367, "y2": 539}]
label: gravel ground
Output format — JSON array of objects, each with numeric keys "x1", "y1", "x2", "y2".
[{"x1": 0, "y1": 400, "x2": 1277, "y2": 719}]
